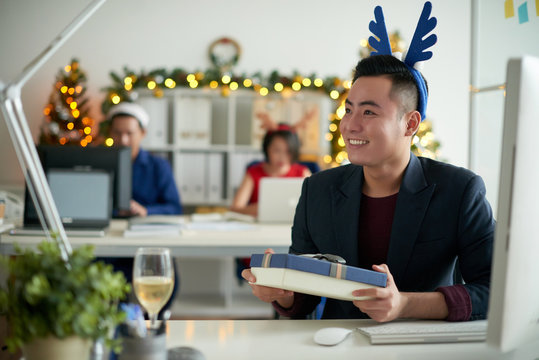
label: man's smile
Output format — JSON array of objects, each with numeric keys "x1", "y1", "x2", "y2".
[{"x1": 348, "y1": 139, "x2": 369, "y2": 145}]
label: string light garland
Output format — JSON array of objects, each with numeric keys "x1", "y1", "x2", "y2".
[
  {"x1": 40, "y1": 58, "x2": 95, "y2": 146},
  {"x1": 100, "y1": 32, "x2": 441, "y2": 164},
  {"x1": 100, "y1": 67, "x2": 350, "y2": 164}
]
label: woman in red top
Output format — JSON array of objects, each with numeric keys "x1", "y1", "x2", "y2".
[{"x1": 230, "y1": 124, "x2": 311, "y2": 217}]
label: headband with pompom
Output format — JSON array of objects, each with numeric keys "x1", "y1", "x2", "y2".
[{"x1": 368, "y1": 1, "x2": 437, "y2": 121}]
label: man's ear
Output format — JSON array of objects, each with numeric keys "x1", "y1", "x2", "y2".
[{"x1": 404, "y1": 111, "x2": 421, "y2": 136}]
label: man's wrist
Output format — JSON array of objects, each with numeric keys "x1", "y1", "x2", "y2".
[
  {"x1": 275, "y1": 294, "x2": 294, "y2": 309},
  {"x1": 399, "y1": 291, "x2": 448, "y2": 320},
  {"x1": 399, "y1": 292, "x2": 411, "y2": 318}
]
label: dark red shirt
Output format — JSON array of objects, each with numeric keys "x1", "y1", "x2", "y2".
[
  {"x1": 357, "y1": 193, "x2": 398, "y2": 269},
  {"x1": 274, "y1": 192, "x2": 472, "y2": 321},
  {"x1": 355, "y1": 192, "x2": 471, "y2": 321}
]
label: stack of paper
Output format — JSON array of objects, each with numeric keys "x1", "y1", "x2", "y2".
[
  {"x1": 186, "y1": 211, "x2": 255, "y2": 231},
  {"x1": 123, "y1": 215, "x2": 186, "y2": 237},
  {"x1": 190, "y1": 211, "x2": 255, "y2": 223}
]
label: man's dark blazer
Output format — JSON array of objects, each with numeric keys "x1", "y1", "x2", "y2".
[{"x1": 289, "y1": 153, "x2": 495, "y2": 320}]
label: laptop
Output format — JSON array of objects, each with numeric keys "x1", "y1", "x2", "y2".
[
  {"x1": 10, "y1": 169, "x2": 112, "y2": 237},
  {"x1": 257, "y1": 177, "x2": 304, "y2": 224}
]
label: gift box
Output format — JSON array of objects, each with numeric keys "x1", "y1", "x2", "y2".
[{"x1": 250, "y1": 253, "x2": 387, "y2": 301}]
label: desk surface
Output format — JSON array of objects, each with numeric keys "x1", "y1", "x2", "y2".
[
  {"x1": 165, "y1": 319, "x2": 539, "y2": 360},
  {"x1": 0, "y1": 219, "x2": 292, "y2": 257}
]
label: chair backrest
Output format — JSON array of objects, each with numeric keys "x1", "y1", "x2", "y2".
[{"x1": 300, "y1": 161, "x2": 320, "y2": 174}]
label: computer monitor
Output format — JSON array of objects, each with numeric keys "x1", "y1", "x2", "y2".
[
  {"x1": 23, "y1": 168, "x2": 112, "y2": 229},
  {"x1": 486, "y1": 56, "x2": 539, "y2": 352},
  {"x1": 36, "y1": 145, "x2": 132, "y2": 213}
]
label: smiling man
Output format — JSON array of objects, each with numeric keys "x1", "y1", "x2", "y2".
[{"x1": 242, "y1": 54, "x2": 495, "y2": 322}]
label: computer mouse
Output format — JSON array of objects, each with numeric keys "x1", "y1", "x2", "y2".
[
  {"x1": 168, "y1": 346, "x2": 206, "y2": 360},
  {"x1": 313, "y1": 327, "x2": 353, "y2": 346}
]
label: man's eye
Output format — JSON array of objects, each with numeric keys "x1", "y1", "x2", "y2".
[
  {"x1": 364, "y1": 110, "x2": 375, "y2": 115},
  {"x1": 345, "y1": 108, "x2": 351, "y2": 114}
]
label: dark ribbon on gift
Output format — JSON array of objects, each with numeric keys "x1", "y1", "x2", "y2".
[
  {"x1": 300, "y1": 253, "x2": 346, "y2": 264},
  {"x1": 300, "y1": 254, "x2": 348, "y2": 280}
]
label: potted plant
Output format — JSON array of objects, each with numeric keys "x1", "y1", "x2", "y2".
[{"x1": 0, "y1": 240, "x2": 130, "y2": 360}]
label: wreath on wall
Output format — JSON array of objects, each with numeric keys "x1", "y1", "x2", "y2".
[{"x1": 208, "y1": 37, "x2": 241, "y2": 72}]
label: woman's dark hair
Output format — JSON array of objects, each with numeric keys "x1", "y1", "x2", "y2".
[
  {"x1": 262, "y1": 127, "x2": 301, "y2": 163},
  {"x1": 353, "y1": 55, "x2": 428, "y2": 116}
]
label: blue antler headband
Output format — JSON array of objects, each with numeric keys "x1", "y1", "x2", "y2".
[{"x1": 368, "y1": 1, "x2": 437, "y2": 121}]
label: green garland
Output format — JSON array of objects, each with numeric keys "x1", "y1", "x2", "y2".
[
  {"x1": 100, "y1": 67, "x2": 351, "y2": 160},
  {"x1": 100, "y1": 63, "x2": 441, "y2": 163},
  {"x1": 101, "y1": 67, "x2": 349, "y2": 115}
]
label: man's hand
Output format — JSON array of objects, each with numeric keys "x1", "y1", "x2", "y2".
[
  {"x1": 241, "y1": 248, "x2": 294, "y2": 308},
  {"x1": 352, "y1": 264, "x2": 407, "y2": 322},
  {"x1": 130, "y1": 200, "x2": 148, "y2": 217}
]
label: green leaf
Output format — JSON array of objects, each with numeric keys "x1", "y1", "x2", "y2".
[{"x1": 0, "y1": 240, "x2": 130, "y2": 352}]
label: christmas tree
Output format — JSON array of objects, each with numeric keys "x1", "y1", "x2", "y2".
[{"x1": 40, "y1": 59, "x2": 95, "y2": 146}]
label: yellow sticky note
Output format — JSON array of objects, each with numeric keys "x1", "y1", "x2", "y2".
[
  {"x1": 536, "y1": 0, "x2": 539, "y2": 16},
  {"x1": 505, "y1": 0, "x2": 515, "y2": 18}
]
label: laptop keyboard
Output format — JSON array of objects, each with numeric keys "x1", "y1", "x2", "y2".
[{"x1": 10, "y1": 227, "x2": 105, "y2": 237}]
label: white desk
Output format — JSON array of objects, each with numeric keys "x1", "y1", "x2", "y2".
[
  {"x1": 0, "y1": 219, "x2": 292, "y2": 318},
  {"x1": 165, "y1": 319, "x2": 539, "y2": 360},
  {"x1": 0, "y1": 219, "x2": 292, "y2": 257}
]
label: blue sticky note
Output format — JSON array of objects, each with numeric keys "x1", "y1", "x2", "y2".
[{"x1": 518, "y1": 2, "x2": 529, "y2": 23}]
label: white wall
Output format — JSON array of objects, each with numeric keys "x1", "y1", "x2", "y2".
[
  {"x1": 470, "y1": 0, "x2": 539, "y2": 213},
  {"x1": 0, "y1": 0, "x2": 471, "y2": 188}
]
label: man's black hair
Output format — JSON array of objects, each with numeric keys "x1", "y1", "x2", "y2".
[
  {"x1": 353, "y1": 55, "x2": 428, "y2": 117},
  {"x1": 262, "y1": 128, "x2": 301, "y2": 163}
]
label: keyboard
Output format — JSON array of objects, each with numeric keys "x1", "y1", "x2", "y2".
[{"x1": 357, "y1": 320, "x2": 488, "y2": 344}]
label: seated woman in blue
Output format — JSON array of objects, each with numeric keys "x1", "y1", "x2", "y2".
[{"x1": 106, "y1": 102, "x2": 182, "y2": 216}]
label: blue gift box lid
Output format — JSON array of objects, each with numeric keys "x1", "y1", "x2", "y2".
[{"x1": 250, "y1": 253, "x2": 387, "y2": 287}]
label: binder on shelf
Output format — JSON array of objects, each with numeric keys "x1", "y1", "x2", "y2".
[
  {"x1": 174, "y1": 97, "x2": 212, "y2": 148},
  {"x1": 207, "y1": 152, "x2": 224, "y2": 203},
  {"x1": 228, "y1": 152, "x2": 263, "y2": 198},
  {"x1": 175, "y1": 152, "x2": 206, "y2": 204},
  {"x1": 137, "y1": 97, "x2": 169, "y2": 148}
]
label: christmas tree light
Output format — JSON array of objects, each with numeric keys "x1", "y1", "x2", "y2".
[{"x1": 40, "y1": 58, "x2": 95, "y2": 146}]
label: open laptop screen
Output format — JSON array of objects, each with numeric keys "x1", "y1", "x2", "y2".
[
  {"x1": 24, "y1": 169, "x2": 112, "y2": 229},
  {"x1": 258, "y1": 178, "x2": 304, "y2": 224}
]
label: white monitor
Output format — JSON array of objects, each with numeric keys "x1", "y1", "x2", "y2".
[{"x1": 487, "y1": 55, "x2": 539, "y2": 352}]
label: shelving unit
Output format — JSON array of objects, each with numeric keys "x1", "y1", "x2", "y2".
[{"x1": 136, "y1": 88, "x2": 332, "y2": 207}]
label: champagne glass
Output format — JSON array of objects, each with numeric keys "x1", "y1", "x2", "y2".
[{"x1": 133, "y1": 247, "x2": 174, "y2": 328}]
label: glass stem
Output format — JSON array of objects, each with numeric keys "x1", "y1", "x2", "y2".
[{"x1": 149, "y1": 312, "x2": 158, "y2": 329}]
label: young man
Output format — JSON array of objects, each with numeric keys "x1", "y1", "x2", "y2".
[
  {"x1": 107, "y1": 102, "x2": 182, "y2": 216},
  {"x1": 103, "y1": 103, "x2": 182, "y2": 312},
  {"x1": 242, "y1": 54, "x2": 494, "y2": 322}
]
